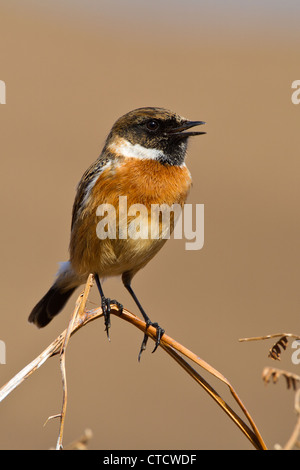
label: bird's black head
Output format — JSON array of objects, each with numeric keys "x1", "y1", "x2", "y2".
[{"x1": 106, "y1": 107, "x2": 206, "y2": 166}]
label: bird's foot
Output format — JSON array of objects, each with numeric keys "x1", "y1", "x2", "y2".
[
  {"x1": 101, "y1": 297, "x2": 123, "y2": 340},
  {"x1": 138, "y1": 321, "x2": 165, "y2": 361}
]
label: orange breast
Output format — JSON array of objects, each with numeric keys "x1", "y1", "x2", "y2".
[
  {"x1": 92, "y1": 158, "x2": 192, "y2": 209},
  {"x1": 70, "y1": 158, "x2": 192, "y2": 277}
]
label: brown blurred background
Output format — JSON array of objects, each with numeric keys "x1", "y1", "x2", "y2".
[{"x1": 1, "y1": 0, "x2": 300, "y2": 450}]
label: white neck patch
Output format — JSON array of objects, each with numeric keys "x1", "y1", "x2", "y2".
[{"x1": 109, "y1": 138, "x2": 164, "y2": 161}]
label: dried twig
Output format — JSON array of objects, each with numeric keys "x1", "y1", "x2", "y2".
[
  {"x1": 0, "y1": 276, "x2": 267, "y2": 450},
  {"x1": 240, "y1": 331, "x2": 300, "y2": 450},
  {"x1": 43, "y1": 414, "x2": 61, "y2": 427},
  {"x1": 262, "y1": 367, "x2": 300, "y2": 391},
  {"x1": 239, "y1": 333, "x2": 300, "y2": 344},
  {"x1": 55, "y1": 273, "x2": 94, "y2": 449},
  {"x1": 284, "y1": 389, "x2": 300, "y2": 450},
  {"x1": 239, "y1": 333, "x2": 300, "y2": 361}
]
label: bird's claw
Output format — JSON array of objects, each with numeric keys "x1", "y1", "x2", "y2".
[
  {"x1": 101, "y1": 297, "x2": 123, "y2": 340},
  {"x1": 138, "y1": 321, "x2": 165, "y2": 361}
]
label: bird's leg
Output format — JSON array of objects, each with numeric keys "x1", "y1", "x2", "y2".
[
  {"x1": 94, "y1": 274, "x2": 123, "y2": 340},
  {"x1": 123, "y1": 281, "x2": 165, "y2": 361}
]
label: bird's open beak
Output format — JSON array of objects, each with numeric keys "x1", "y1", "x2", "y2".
[{"x1": 167, "y1": 120, "x2": 206, "y2": 137}]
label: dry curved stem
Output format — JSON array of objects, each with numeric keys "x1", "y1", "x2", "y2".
[
  {"x1": 239, "y1": 333, "x2": 300, "y2": 342},
  {"x1": 0, "y1": 275, "x2": 267, "y2": 450},
  {"x1": 240, "y1": 332, "x2": 300, "y2": 450},
  {"x1": 239, "y1": 333, "x2": 300, "y2": 361},
  {"x1": 160, "y1": 344, "x2": 264, "y2": 449},
  {"x1": 262, "y1": 367, "x2": 300, "y2": 391},
  {"x1": 272, "y1": 387, "x2": 300, "y2": 450},
  {"x1": 55, "y1": 273, "x2": 94, "y2": 449},
  {"x1": 284, "y1": 389, "x2": 300, "y2": 450}
]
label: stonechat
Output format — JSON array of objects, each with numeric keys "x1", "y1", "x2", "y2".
[{"x1": 29, "y1": 107, "x2": 205, "y2": 359}]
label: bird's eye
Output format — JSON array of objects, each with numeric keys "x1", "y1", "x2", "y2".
[{"x1": 145, "y1": 119, "x2": 160, "y2": 132}]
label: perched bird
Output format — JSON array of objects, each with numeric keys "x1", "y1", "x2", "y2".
[{"x1": 29, "y1": 107, "x2": 205, "y2": 359}]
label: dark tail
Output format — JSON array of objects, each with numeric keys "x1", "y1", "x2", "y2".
[{"x1": 28, "y1": 285, "x2": 76, "y2": 328}]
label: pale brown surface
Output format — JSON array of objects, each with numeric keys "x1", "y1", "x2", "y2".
[{"x1": 0, "y1": 3, "x2": 300, "y2": 450}]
